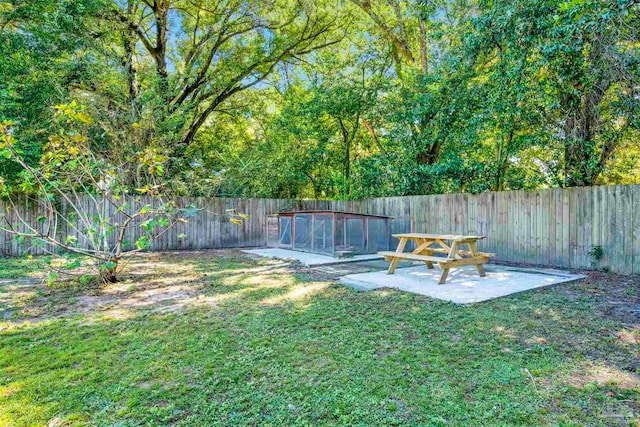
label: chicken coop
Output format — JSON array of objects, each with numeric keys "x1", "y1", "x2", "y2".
[{"x1": 267, "y1": 210, "x2": 412, "y2": 256}]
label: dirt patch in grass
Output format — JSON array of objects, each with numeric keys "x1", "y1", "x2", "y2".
[
  {"x1": 1, "y1": 250, "x2": 393, "y2": 326},
  {"x1": 0, "y1": 250, "x2": 296, "y2": 325},
  {"x1": 571, "y1": 363, "x2": 640, "y2": 390},
  {"x1": 571, "y1": 270, "x2": 640, "y2": 324}
]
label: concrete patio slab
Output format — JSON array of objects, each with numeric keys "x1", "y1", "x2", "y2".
[
  {"x1": 242, "y1": 248, "x2": 383, "y2": 266},
  {"x1": 340, "y1": 264, "x2": 585, "y2": 304}
]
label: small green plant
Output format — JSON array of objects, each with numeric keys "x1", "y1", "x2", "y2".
[{"x1": 588, "y1": 245, "x2": 604, "y2": 269}]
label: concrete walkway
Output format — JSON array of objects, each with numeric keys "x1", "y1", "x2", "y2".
[{"x1": 242, "y1": 248, "x2": 383, "y2": 267}]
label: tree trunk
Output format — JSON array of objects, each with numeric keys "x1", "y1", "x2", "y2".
[
  {"x1": 494, "y1": 126, "x2": 514, "y2": 191},
  {"x1": 417, "y1": 140, "x2": 443, "y2": 165},
  {"x1": 338, "y1": 114, "x2": 360, "y2": 197},
  {"x1": 101, "y1": 261, "x2": 119, "y2": 283},
  {"x1": 123, "y1": 34, "x2": 140, "y2": 116},
  {"x1": 156, "y1": 2, "x2": 169, "y2": 92},
  {"x1": 563, "y1": 91, "x2": 602, "y2": 187},
  {"x1": 418, "y1": 19, "x2": 428, "y2": 75}
]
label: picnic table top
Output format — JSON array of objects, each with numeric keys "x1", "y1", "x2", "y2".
[{"x1": 392, "y1": 233, "x2": 485, "y2": 241}]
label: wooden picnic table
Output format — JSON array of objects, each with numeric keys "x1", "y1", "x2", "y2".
[{"x1": 378, "y1": 233, "x2": 493, "y2": 284}]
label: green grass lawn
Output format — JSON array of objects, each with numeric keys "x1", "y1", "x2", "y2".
[{"x1": 0, "y1": 252, "x2": 638, "y2": 426}]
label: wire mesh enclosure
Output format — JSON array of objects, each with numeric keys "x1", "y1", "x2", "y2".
[{"x1": 270, "y1": 211, "x2": 412, "y2": 256}]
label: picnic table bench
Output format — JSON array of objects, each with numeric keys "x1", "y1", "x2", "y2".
[{"x1": 378, "y1": 233, "x2": 494, "y2": 284}]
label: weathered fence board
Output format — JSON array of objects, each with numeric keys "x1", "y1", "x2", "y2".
[
  {"x1": 632, "y1": 186, "x2": 639, "y2": 274},
  {"x1": 1, "y1": 185, "x2": 638, "y2": 274}
]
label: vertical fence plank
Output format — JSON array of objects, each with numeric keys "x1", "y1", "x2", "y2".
[
  {"x1": 547, "y1": 189, "x2": 554, "y2": 265},
  {"x1": 492, "y1": 192, "x2": 502, "y2": 259},
  {"x1": 600, "y1": 186, "x2": 608, "y2": 269},
  {"x1": 542, "y1": 189, "x2": 550, "y2": 265},
  {"x1": 569, "y1": 187, "x2": 578, "y2": 268},
  {"x1": 591, "y1": 186, "x2": 601, "y2": 268},
  {"x1": 583, "y1": 187, "x2": 593, "y2": 269},
  {"x1": 477, "y1": 193, "x2": 486, "y2": 253},
  {"x1": 633, "y1": 186, "x2": 640, "y2": 275},
  {"x1": 575, "y1": 187, "x2": 584, "y2": 268},
  {"x1": 560, "y1": 187, "x2": 569, "y2": 268},
  {"x1": 552, "y1": 188, "x2": 561, "y2": 266},
  {"x1": 523, "y1": 191, "x2": 531, "y2": 261},
  {"x1": 621, "y1": 186, "x2": 634, "y2": 274},
  {"x1": 606, "y1": 186, "x2": 617, "y2": 271},
  {"x1": 614, "y1": 186, "x2": 627, "y2": 273},
  {"x1": 508, "y1": 191, "x2": 515, "y2": 261}
]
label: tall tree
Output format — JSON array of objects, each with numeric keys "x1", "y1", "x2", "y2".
[
  {"x1": 548, "y1": 0, "x2": 640, "y2": 186},
  {"x1": 108, "y1": 0, "x2": 342, "y2": 150}
]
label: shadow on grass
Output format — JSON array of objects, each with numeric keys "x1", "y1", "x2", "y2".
[
  {"x1": 0, "y1": 250, "x2": 637, "y2": 426},
  {"x1": 0, "y1": 251, "x2": 300, "y2": 324}
]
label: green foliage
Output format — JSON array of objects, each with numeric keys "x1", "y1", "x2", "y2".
[
  {"x1": 0, "y1": 103, "x2": 235, "y2": 284},
  {"x1": 1, "y1": 0, "x2": 639, "y2": 199},
  {"x1": 588, "y1": 245, "x2": 605, "y2": 269},
  {"x1": 186, "y1": 0, "x2": 640, "y2": 198}
]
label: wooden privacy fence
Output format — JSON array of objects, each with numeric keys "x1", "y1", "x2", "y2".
[
  {"x1": 0, "y1": 197, "x2": 332, "y2": 257},
  {"x1": 1, "y1": 185, "x2": 639, "y2": 275},
  {"x1": 346, "y1": 185, "x2": 640, "y2": 275}
]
